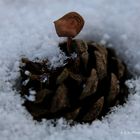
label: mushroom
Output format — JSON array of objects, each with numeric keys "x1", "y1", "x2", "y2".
[{"x1": 54, "y1": 12, "x2": 85, "y2": 54}]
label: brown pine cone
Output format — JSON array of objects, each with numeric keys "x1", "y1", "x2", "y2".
[{"x1": 19, "y1": 39, "x2": 130, "y2": 123}]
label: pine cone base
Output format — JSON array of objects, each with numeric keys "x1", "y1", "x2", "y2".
[{"x1": 19, "y1": 40, "x2": 131, "y2": 123}]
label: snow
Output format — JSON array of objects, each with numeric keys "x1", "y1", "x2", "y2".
[
  {"x1": 22, "y1": 79, "x2": 29, "y2": 86},
  {"x1": 0, "y1": 0, "x2": 140, "y2": 140},
  {"x1": 25, "y1": 70, "x2": 30, "y2": 76},
  {"x1": 25, "y1": 94, "x2": 35, "y2": 102},
  {"x1": 29, "y1": 89, "x2": 36, "y2": 95}
]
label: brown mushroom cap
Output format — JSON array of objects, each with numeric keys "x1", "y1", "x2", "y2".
[{"x1": 54, "y1": 12, "x2": 85, "y2": 38}]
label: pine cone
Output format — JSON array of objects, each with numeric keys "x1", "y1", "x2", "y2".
[{"x1": 19, "y1": 39, "x2": 130, "y2": 123}]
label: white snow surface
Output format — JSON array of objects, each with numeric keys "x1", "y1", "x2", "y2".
[{"x1": 0, "y1": 0, "x2": 140, "y2": 140}]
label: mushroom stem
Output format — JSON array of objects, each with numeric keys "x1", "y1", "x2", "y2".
[{"x1": 67, "y1": 37, "x2": 72, "y2": 55}]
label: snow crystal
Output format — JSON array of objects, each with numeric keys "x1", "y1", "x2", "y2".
[
  {"x1": 25, "y1": 70, "x2": 30, "y2": 76},
  {"x1": 100, "y1": 39, "x2": 107, "y2": 45},
  {"x1": 48, "y1": 51, "x2": 68, "y2": 69},
  {"x1": 103, "y1": 34, "x2": 110, "y2": 40},
  {"x1": 22, "y1": 79, "x2": 29, "y2": 86},
  {"x1": 0, "y1": 0, "x2": 140, "y2": 140},
  {"x1": 42, "y1": 77, "x2": 48, "y2": 83},
  {"x1": 29, "y1": 89, "x2": 36, "y2": 95},
  {"x1": 100, "y1": 33, "x2": 111, "y2": 45},
  {"x1": 25, "y1": 95, "x2": 35, "y2": 102},
  {"x1": 71, "y1": 52, "x2": 78, "y2": 59}
]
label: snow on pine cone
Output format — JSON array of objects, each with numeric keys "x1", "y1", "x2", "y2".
[{"x1": 19, "y1": 39, "x2": 130, "y2": 123}]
